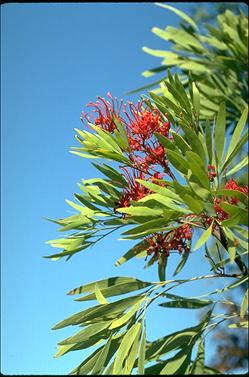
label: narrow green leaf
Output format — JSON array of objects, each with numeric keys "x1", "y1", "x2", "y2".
[
  {"x1": 205, "y1": 118, "x2": 213, "y2": 164},
  {"x1": 91, "y1": 336, "x2": 112, "y2": 375},
  {"x1": 240, "y1": 289, "x2": 248, "y2": 319},
  {"x1": 155, "y1": 3, "x2": 198, "y2": 31},
  {"x1": 159, "y1": 346, "x2": 193, "y2": 375},
  {"x1": 109, "y1": 299, "x2": 143, "y2": 329},
  {"x1": 192, "y1": 82, "x2": 200, "y2": 118},
  {"x1": 158, "y1": 254, "x2": 168, "y2": 282},
  {"x1": 214, "y1": 102, "x2": 226, "y2": 164},
  {"x1": 173, "y1": 251, "x2": 190, "y2": 276},
  {"x1": 113, "y1": 322, "x2": 142, "y2": 375},
  {"x1": 115, "y1": 239, "x2": 150, "y2": 266},
  {"x1": 138, "y1": 325, "x2": 146, "y2": 375},
  {"x1": 183, "y1": 194, "x2": 204, "y2": 213},
  {"x1": 185, "y1": 151, "x2": 210, "y2": 190},
  {"x1": 160, "y1": 294, "x2": 212, "y2": 309},
  {"x1": 166, "y1": 150, "x2": 189, "y2": 174},
  {"x1": 59, "y1": 321, "x2": 111, "y2": 345},
  {"x1": 225, "y1": 106, "x2": 248, "y2": 160},
  {"x1": 68, "y1": 276, "x2": 150, "y2": 296},
  {"x1": 224, "y1": 155, "x2": 248, "y2": 177},
  {"x1": 193, "y1": 223, "x2": 213, "y2": 251},
  {"x1": 191, "y1": 339, "x2": 205, "y2": 374},
  {"x1": 123, "y1": 323, "x2": 142, "y2": 374},
  {"x1": 95, "y1": 283, "x2": 109, "y2": 305}
]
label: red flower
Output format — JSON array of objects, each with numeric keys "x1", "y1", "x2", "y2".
[
  {"x1": 114, "y1": 168, "x2": 150, "y2": 210},
  {"x1": 214, "y1": 198, "x2": 229, "y2": 221},
  {"x1": 124, "y1": 100, "x2": 170, "y2": 141},
  {"x1": 225, "y1": 179, "x2": 248, "y2": 204},
  {"x1": 81, "y1": 92, "x2": 123, "y2": 133},
  {"x1": 146, "y1": 224, "x2": 192, "y2": 260}
]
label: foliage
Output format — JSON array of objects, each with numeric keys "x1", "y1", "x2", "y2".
[
  {"x1": 132, "y1": 3, "x2": 248, "y2": 124},
  {"x1": 46, "y1": 5, "x2": 248, "y2": 375}
]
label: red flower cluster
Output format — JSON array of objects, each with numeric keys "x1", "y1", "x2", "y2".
[
  {"x1": 208, "y1": 165, "x2": 217, "y2": 181},
  {"x1": 80, "y1": 92, "x2": 123, "y2": 133},
  {"x1": 225, "y1": 178, "x2": 248, "y2": 204},
  {"x1": 82, "y1": 94, "x2": 171, "y2": 176},
  {"x1": 146, "y1": 224, "x2": 192, "y2": 260},
  {"x1": 114, "y1": 168, "x2": 150, "y2": 210}
]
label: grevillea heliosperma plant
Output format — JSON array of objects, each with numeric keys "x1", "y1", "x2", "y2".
[{"x1": 46, "y1": 5, "x2": 248, "y2": 375}]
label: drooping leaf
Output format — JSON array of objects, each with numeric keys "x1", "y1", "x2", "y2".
[
  {"x1": 214, "y1": 102, "x2": 226, "y2": 164},
  {"x1": 191, "y1": 339, "x2": 205, "y2": 374},
  {"x1": 158, "y1": 253, "x2": 168, "y2": 281},
  {"x1": 113, "y1": 322, "x2": 142, "y2": 375},
  {"x1": 115, "y1": 239, "x2": 150, "y2": 266},
  {"x1": 193, "y1": 223, "x2": 213, "y2": 251},
  {"x1": 173, "y1": 251, "x2": 190, "y2": 276},
  {"x1": 95, "y1": 283, "x2": 109, "y2": 305},
  {"x1": 240, "y1": 289, "x2": 248, "y2": 319},
  {"x1": 155, "y1": 3, "x2": 199, "y2": 31},
  {"x1": 138, "y1": 325, "x2": 146, "y2": 375}
]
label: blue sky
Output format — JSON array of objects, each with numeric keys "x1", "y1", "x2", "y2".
[{"x1": 1, "y1": 2, "x2": 238, "y2": 375}]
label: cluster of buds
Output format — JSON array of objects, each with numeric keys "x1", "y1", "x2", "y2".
[
  {"x1": 146, "y1": 224, "x2": 192, "y2": 261},
  {"x1": 208, "y1": 165, "x2": 217, "y2": 181}
]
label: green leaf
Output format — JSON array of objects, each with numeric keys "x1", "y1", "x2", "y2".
[
  {"x1": 121, "y1": 218, "x2": 172, "y2": 239},
  {"x1": 191, "y1": 339, "x2": 205, "y2": 374},
  {"x1": 116, "y1": 205, "x2": 164, "y2": 217},
  {"x1": 113, "y1": 322, "x2": 142, "y2": 375},
  {"x1": 154, "y1": 132, "x2": 178, "y2": 152},
  {"x1": 192, "y1": 82, "x2": 200, "y2": 118},
  {"x1": 173, "y1": 251, "x2": 190, "y2": 276},
  {"x1": 155, "y1": 3, "x2": 199, "y2": 31},
  {"x1": 95, "y1": 283, "x2": 109, "y2": 305},
  {"x1": 68, "y1": 276, "x2": 149, "y2": 296},
  {"x1": 123, "y1": 323, "x2": 142, "y2": 374},
  {"x1": 183, "y1": 194, "x2": 204, "y2": 214},
  {"x1": 136, "y1": 179, "x2": 182, "y2": 202},
  {"x1": 71, "y1": 279, "x2": 152, "y2": 302},
  {"x1": 240, "y1": 289, "x2": 248, "y2": 319},
  {"x1": 115, "y1": 239, "x2": 150, "y2": 266},
  {"x1": 222, "y1": 131, "x2": 248, "y2": 172},
  {"x1": 225, "y1": 106, "x2": 248, "y2": 160},
  {"x1": 69, "y1": 346, "x2": 104, "y2": 375},
  {"x1": 193, "y1": 223, "x2": 213, "y2": 251},
  {"x1": 92, "y1": 162, "x2": 129, "y2": 188},
  {"x1": 91, "y1": 336, "x2": 112, "y2": 375},
  {"x1": 185, "y1": 151, "x2": 210, "y2": 190},
  {"x1": 160, "y1": 294, "x2": 212, "y2": 309},
  {"x1": 158, "y1": 254, "x2": 168, "y2": 281},
  {"x1": 166, "y1": 150, "x2": 189, "y2": 174},
  {"x1": 225, "y1": 155, "x2": 248, "y2": 177},
  {"x1": 159, "y1": 345, "x2": 193, "y2": 375},
  {"x1": 205, "y1": 118, "x2": 213, "y2": 164},
  {"x1": 109, "y1": 299, "x2": 144, "y2": 329},
  {"x1": 138, "y1": 325, "x2": 146, "y2": 375},
  {"x1": 140, "y1": 310, "x2": 212, "y2": 365},
  {"x1": 58, "y1": 321, "x2": 111, "y2": 345},
  {"x1": 214, "y1": 102, "x2": 226, "y2": 164},
  {"x1": 180, "y1": 124, "x2": 207, "y2": 164},
  {"x1": 220, "y1": 203, "x2": 248, "y2": 226},
  {"x1": 171, "y1": 131, "x2": 192, "y2": 155},
  {"x1": 53, "y1": 294, "x2": 142, "y2": 329}
]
